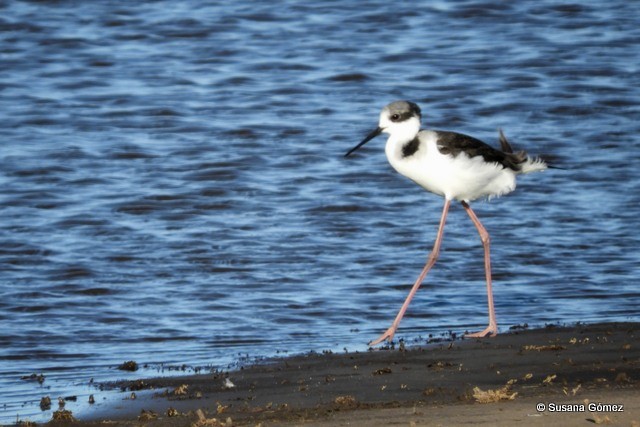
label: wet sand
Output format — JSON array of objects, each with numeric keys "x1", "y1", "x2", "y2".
[{"x1": 71, "y1": 323, "x2": 638, "y2": 426}]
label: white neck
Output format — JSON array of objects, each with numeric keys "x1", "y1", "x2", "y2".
[{"x1": 383, "y1": 117, "x2": 420, "y2": 161}]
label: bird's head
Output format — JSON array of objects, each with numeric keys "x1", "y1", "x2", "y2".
[{"x1": 345, "y1": 100, "x2": 422, "y2": 157}]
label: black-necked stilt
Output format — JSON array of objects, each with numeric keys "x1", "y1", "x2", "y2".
[{"x1": 345, "y1": 100, "x2": 547, "y2": 346}]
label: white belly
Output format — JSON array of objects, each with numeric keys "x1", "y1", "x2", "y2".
[{"x1": 385, "y1": 133, "x2": 517, "y2": 202}]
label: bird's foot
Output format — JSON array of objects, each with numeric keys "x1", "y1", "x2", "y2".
[
  {"x1": 368, "y1": 326, "x2": 397, "y2": 347},
  {"x1": 464, "y1": 323, "x2": 498, "y2": 338}
]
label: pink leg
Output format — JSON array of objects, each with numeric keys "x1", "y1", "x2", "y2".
[
  {"x1": 369, "y1": 199, "x2": 451, "y2": 346},
  {"x1": 461, "y1": 201, "x2": 498, "y2": 338}
]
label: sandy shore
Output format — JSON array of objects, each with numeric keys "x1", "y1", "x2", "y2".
[{"x1": 60, "y1": 322, "x2": 638, "y2": 426}]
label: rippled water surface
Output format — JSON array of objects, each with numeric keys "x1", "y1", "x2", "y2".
[{"x1": 1, "y1": 0, "x2": 639, "y2": 423}]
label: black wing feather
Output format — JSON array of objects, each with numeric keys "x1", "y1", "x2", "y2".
[{"x1": 435, "y1": 130, "x2": 524, "y2": 171}]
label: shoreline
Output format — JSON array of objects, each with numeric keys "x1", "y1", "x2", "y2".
[{"x1": 41, "y1": 322, "x2": 640, "y2": 425}]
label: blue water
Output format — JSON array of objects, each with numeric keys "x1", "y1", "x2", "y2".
[{"x1": 1, "y1": 0, "x2": 639, "y2": 423}]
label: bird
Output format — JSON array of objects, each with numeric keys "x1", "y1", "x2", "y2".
[{"x1": 344, "y1": 100, "x2": 548, "y2": 347}]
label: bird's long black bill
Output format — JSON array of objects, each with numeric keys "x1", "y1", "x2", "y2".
[{"x1": 344, "y1": 127, "x2": 383, "y2": 157}]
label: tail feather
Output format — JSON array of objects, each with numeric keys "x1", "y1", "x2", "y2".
[
  {"x1": 498, "y1": 128, "x2": 549, "y2": 174},
  {"x1": 520, "y1": 156, "x2": 548, "y2": 174},
  {"x1": 498, "y1": 129, "x2": 513, "y2": 153}
]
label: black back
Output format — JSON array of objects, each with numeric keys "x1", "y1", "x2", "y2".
[{"x1": 434, "y1": 130, "x2": 526, "y2": 171}]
